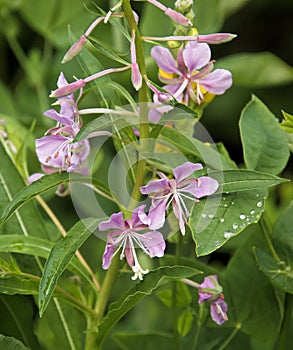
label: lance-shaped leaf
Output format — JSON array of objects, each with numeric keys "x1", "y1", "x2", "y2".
[
  {"x1": 38, "y1": 218, "x2": 101, "y2": 316},
  {"x1": 240, "y1": 95, "x2": 290, "y2": 175},
  {"x1": 96, "y1": 266, "x2": 200, "y2": 347},
  {"x1": 0, "y1": 334, "x2": 30, "y2": 350},
  {"x1": 0, "y1": 272, "x2": 40, "y2": 295},
  {"x1": 0, "y1": 235, "x2": 94, "y2": 288},
  {"x1": 0, "y1": 172, "x2": 112, "y2": 225}
]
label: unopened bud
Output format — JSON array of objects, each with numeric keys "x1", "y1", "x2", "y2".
[
  {"x1": 131, "y1": 63, "x2": 142, "y2": 91},
  {"x1": 49, "y1": 79, "x2": 85, "y2": 98},
  {"x1": 62, "y1": 35, "x2": 88, "y2": 64},
  {"x1": 175, "y1": 0, "x2": 193, "y2": 13},
  {"x1": 198, "y1": 33, "x2": 237, "y2": 44},
  {"x1": 165, "y1": 8, "x2": 192, "y2": 27}
]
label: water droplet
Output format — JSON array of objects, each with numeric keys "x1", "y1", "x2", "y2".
[
  {"x1": 215, "y1": 240, "x2": 221, "y2": 247},
  {"x1": 224, "y1": 231, "x2": 234, "y2": 239},
  {"x1": 223, "y1": 197, "x2": 226, "y2": 201},
  {"x1": 232, "y1": 223, "x2": 238, "y2": 230},
  {"x1": 250, "y1": 210, "x2": 255, "y2": 215},
  {"x1": 231, "y1": 201, "x2": 235, "y2": 205},
  {"x1": 224, "y1": 204, "x2": 228, "y2": 208},
  {"x1": 246, "y1": 217, "x2": 250, "y2": 222},
  {"x1": 220, "y1": 218, "x2": 225, "y2": 223},
  {"x1": 240, "y1": 223, "x2": 246, "y2": 229},
  {"x1": 208, "y1": 213, "x2": 214, "y2": 219},
  {"x1": 225, "y1": 191, "x2": 229, "y2": 195},
  {"x1": 256, "y1": 193, "x2": 260, "y2": 197},
  {"x1": 201, "y1": 213, "x2": 207, "y2": 218},
  {"x1": 239, "y1": 214, "x2": 246, "y2": 220},
  {"x1": 257, "y1": 201, "x2": 263, "y2": 207}
]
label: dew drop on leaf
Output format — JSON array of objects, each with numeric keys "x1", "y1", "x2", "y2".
[
  {"x1": 250, "y1": 210, "x2": 255, "y2": 215},
  {"x1": 257, "y1": 201, "x2": 263, "y2": 207},
  {"x1": 201, "y1": 213, "x2": 207, "y2": 218},
  {"x1": 219, "y1": 218, "x2": 225, "y2": 223},
  {"x1": 215, "y1": 240, "x2": 221, "y2": 247},
  {"x1": 239, "y1": 214, "x2": 246, "y2": 220},
  {"x1": 208, "y1": 213, "x2": 214, "y2": 219},
  {"x1": 224, "y1": 231, "x2": 234, "y2": 239},
  {"x1": 232, "y1": 223, "x2": 238, "y2": 230}
]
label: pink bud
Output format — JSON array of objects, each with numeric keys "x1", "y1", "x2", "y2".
[
  {"x1": 131, "y1": 63, "x2": 142, "y2": 91},
  {"x1": 62, "y1": 35, "x2": 88, "y2": 63},
  {"x1": 164, "y1": 8, "x2": 192, "y2": 27},
  {"x1": 198, "y1": 33, "x2": 237, "y2": 44},
  {"x1": 49, "y1": 79, "x2": 85, "y2": 98}
]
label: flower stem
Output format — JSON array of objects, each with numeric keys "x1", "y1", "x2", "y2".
[
  {"x1": 259, "y1": 217, "x2": 281, "y2": 263},
  {"x1": 172, "y1": 234, "x2": 183, "y2": 350},
  {"x1": 217, "y1": 323, "x2": 241, "y2": 350},
  {"x1": 122, "y1": 0, "x2": 150, "y2": 210}
]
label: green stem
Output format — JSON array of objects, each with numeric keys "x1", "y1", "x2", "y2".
[
  {"x1": 217, "y1": 323, "x2": 241, "y2": 350},
  {"x1": 122, "y1": 0, "x2": 150, "y2": 210},
  {"x1": 276, "y1": 293, "x2": 293, "y2": 350},
  {"x1": 172, "y1": 234, "x2": 183, "y2": 350},
  {"x1": 259, "y1": 217, "x2": 281, "y2": 263}
]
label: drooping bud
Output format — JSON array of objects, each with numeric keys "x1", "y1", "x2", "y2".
[
  {"x1": 49, "y1": 79, "x2": 85, "y2": 98},
  {"x1": 164, "y1": 8, "x2": 192, "y2": 27},
  {"x1": 130, "y1": 30, "x2": 142, "y2": 90},
  {"x1": 62, "y1": 35, "x2": 88, "y2": 64}
]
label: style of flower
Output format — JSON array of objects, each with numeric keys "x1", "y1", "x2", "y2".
[
  {"x1": 151, "y1": 41, "x2": 232, "y2": 106},
  {"x1": 35, "y1": 73, "x2": 90, "y2": 175},
  {"x1": 198, "y1": 275, "x2": 228, "y2": 325},
  {"x1": 98, "y1": 206, "x2": 166, "y2": 280},
  {"x1": 140, "y1": 162, "x2": 218, "y2": 235}
]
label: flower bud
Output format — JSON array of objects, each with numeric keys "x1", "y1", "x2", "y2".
[
  {"x1": 62, "y1": 35, "x2": 88, "y2": 63},
  {"x1": 164, "y1": 8, "x2": 192, "y2": 27},
  {"x1": 49, "y1": 79, "x2": 85, "y2": 98},
  {"x1": 175, "y1": 0, "x2": 193, "y2": 13},
  {"x1": 198, "y1": 33, "x2": 237, "y2": 44}
]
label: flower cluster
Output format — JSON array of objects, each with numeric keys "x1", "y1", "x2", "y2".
[{"x1": 31, "y1": 0, "x2": 231, "y2": 325}]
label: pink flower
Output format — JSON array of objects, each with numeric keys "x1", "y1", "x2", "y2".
[
  {"x1": 140, "y1": 162, "x2": 218, "y2": 235},
  {"x1": 99, "y1": 206, "x2": 166, "y2": 280},
  {"x1": 151, "y1": 41, "x2": 232, "y2": 105},
  {"x1": 198, "y1": 275, "x2": 228, "y2": 325}
]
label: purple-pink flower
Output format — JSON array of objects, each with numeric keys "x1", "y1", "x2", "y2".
[
  {"x1": 151, "y1": 41, "x2": 232, "y2": 105},
  {"x1": 140, "y1": 162, "x2": 218, "y2": 235},
  {"x1": 98, "y1": 206, "x2": 166, "y2": 280},
  {"x1": 198, "y1": 275, "x2": 228, "y2": 325},
  {"x1": 35, "y1": 73, "x2": 90, "y2": 175}
]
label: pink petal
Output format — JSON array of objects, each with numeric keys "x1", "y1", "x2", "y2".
[
  {"x1": 148, "y1": 198, "x2": 169, "y2": 230},
  {"x1": 210, "y1": 298, "x2": 228, "y2": 325},
  {"x1": 151, "y1": 46, "x2": 181, "y2": 75},
  {"x1": 198, "y1": 69, "x2": 232, "y2": 95},
  {"x1": 140, "y1": 178, "x2": 169, "y2": 195},
  {"x1": 182, "y1": 176, "x2": 219, "y2": 198},
  {"x1": 44, "y1": 109, "x2": 74, "y2": 126},
  {"x1": 99, "y1": 212, "x2": 125, "y2": 231},
  {"x1": 139, "y1": 231, "x2": 166, "y2": 258},
  {"x1": 183, "y1": 41, "x2": 211, "y2": 72},
  {"x1": 173, "y1": 162, "x2": 203, "y2": 183},
  {"x1": 102, "y1": 244, "x2": 116, "y2": 269},
  {"x1": 27, "y1": 173, "x2": 45, "y2": 183},
  {"x1": 36, "y1": 135, "x2": 69, "y2": 168}
]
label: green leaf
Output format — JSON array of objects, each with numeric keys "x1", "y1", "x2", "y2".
[
  {"x1": 0, "y1": 295, "x2": 39, "y2": 349},
  {"x1": 225, "y1": 226, "x2": 283, "y2": 345},
  {"x1": 281, "y1": 110, "x2": 293, "y2": 134},
  {"x1": 255, "y1": 202, "x2": 293, "y2": 293},
  {"x1": 157, "y1": 282, "x2": 192, "y2": 308},
  {"x1": 217, "y1": 52, "x2": 293, "y2": 87},
  {"x1": 96, "y1": 266, "x2": 200, "y2": 347},
  {"x1": 240, "y1": 96, "x2": 290, "y2": 175},
  {"x1": 189, "y1": 189, "x2": 268, "y2": 256},
  {"x1": 0, "y1": 235, "x2": 94, "y2": 288},
  {"x1": 0, "y1": 334, "x2": 30, "y2": 350},
  {"x1": 177, "y1": 307, "x2": 194, "y2": 337},
  {"x1": 158, "y1": 127, "x2": 235, "y2": 170},
  {"x1": 114, "y1": 332, "x2": 175, "y2": 350},
  {"x1": 212, "y1": 169, "x2": 287, "y2": 193},
  {"x1": 0, "y1": 171, "x2": 111, "y2": 225},
  {"x1": 219, "y1": 0, "x2": 250, "y2": 18},
  {"x1": 0, "y1": 272, "x2": 39, "y2": 295},
  {"x1": 38, "y1": 218, "x2": 100, "y2": 316}
]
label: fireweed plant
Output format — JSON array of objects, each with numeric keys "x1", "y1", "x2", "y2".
[{"x1": 0, "y1": 1, "x2": 292, "y2": 349}]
